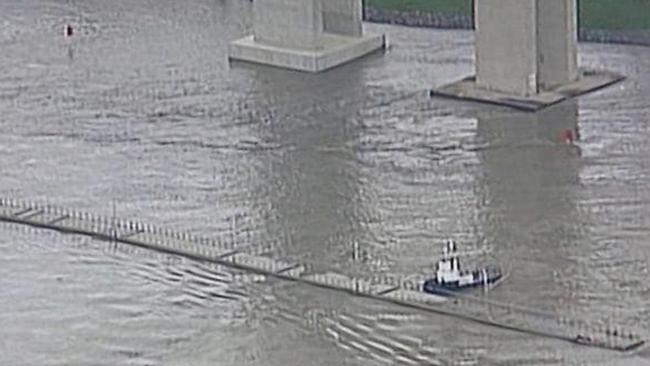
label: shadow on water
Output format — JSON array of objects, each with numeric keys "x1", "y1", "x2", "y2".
[
  {"x1": 473, "y1": 96, "x2": 650, "y2": 361},
  {"x1": 470, "y1": 101, "x2": 634, "y2": 362},
  {"x1": 226, "y1": 56, "x2": 456, "y2": 366},
  {"x1": 475, "y1": 101, "x2": 582, "y2": 308},
  {"x1": 237, "y1": 60, "x2": 372, "y2": 275}
]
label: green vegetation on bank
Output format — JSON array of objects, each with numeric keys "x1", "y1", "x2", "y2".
[
  {"x1": 578, "y1": 0, "x2": 650, "y2": 30},
  {"x1": 366, "y1": 0, "x2": 471, "y2": 14},
  {"x1": 366, "y1": 0, "x2": 650, "y2": 30}
]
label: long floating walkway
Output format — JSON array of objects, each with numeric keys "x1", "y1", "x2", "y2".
[{"x1": 0, "y1": 198, "x2": 644, "y2": 352}]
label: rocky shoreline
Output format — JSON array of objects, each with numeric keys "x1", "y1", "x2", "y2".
[{"x1": 364, "y1": 7, "x2": 650, "y2": 47}]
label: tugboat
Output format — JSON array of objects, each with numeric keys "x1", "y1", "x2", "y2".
[{"x1": 423, "y1": 240, "x2": 503, "y2": 296}]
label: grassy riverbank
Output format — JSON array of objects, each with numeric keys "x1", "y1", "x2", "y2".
[
  {"x1": 366, "y1": 0, "x2": 471, "y2": 14},
  {"x1": 366, "y1": 0, "x2": 650, "y2": 30},
  {"x1": 579, "y1": 0, "x2": 650, "y2": 30}
]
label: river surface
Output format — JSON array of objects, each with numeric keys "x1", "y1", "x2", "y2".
[{"x1": 1, "y1": 1, "x2": 650, "y2": 365}]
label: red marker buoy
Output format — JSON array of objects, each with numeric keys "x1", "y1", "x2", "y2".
[
  {"x1": 65, "y1": 24, "x2": 74, "y2": 37},
  {"x1": 559, "y1": 129, "x2": 574, "y2": 144}
]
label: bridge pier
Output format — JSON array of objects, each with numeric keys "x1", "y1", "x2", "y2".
[
  {"x1": 432, "y1": 0, "x2": 624, "y2": 111},
  {"x1": 229, "y1": 0, "x2": 385, "y2": 72}
]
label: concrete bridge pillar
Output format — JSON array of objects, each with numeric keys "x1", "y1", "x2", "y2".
[
  {"x1": 322, "y1": 0, "x2": 362, "y2": 37},
  {"x1": 432, "y1": 0, "x2": 623, "y2": 111},
  {"x1": 229, "y1": 0, "x2": 384, "y2": 72},
  {"x1": 475, "y1": 0, "x2": 578, "y2": 95},
  {"x1": 252, "y1": 0, "x2": 323, "y2": 50}
]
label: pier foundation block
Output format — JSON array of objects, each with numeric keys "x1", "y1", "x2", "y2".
[
  {"x1": 431, "y1": 0, "x2": 623, "y2": 111},
  {"x1": 229, "y1": 0, "x2": 385, "y2": 72}
]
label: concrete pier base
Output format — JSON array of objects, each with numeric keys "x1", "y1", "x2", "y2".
[
  {"x1": 229, "y1": 0, "x2": 385, "y2": 72},
  {"x1": 431, "y1": 70, "x2": 624, "y2": 111},
  {"x1": 431, "y1": 0, "x2": 624, "y2": 111},
  {"x1": 229, "y1": 33, "x2": 385, "y2": 72}
]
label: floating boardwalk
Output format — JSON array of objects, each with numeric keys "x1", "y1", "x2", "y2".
[{"x1": 0, "y1": 198, "x2": 644, "y2": 352}]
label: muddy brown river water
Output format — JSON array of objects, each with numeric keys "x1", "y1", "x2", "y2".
[{"x1": 1, "y1": 0, "x2": 650, "y2": 365}]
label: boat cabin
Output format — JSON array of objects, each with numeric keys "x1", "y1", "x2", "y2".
[
  {"x1": 424, "y1": 239, "x2": 502, "y2": 295},
  {"x1": 435, "y1": 240, "x2": 486, "y2": 287}
]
